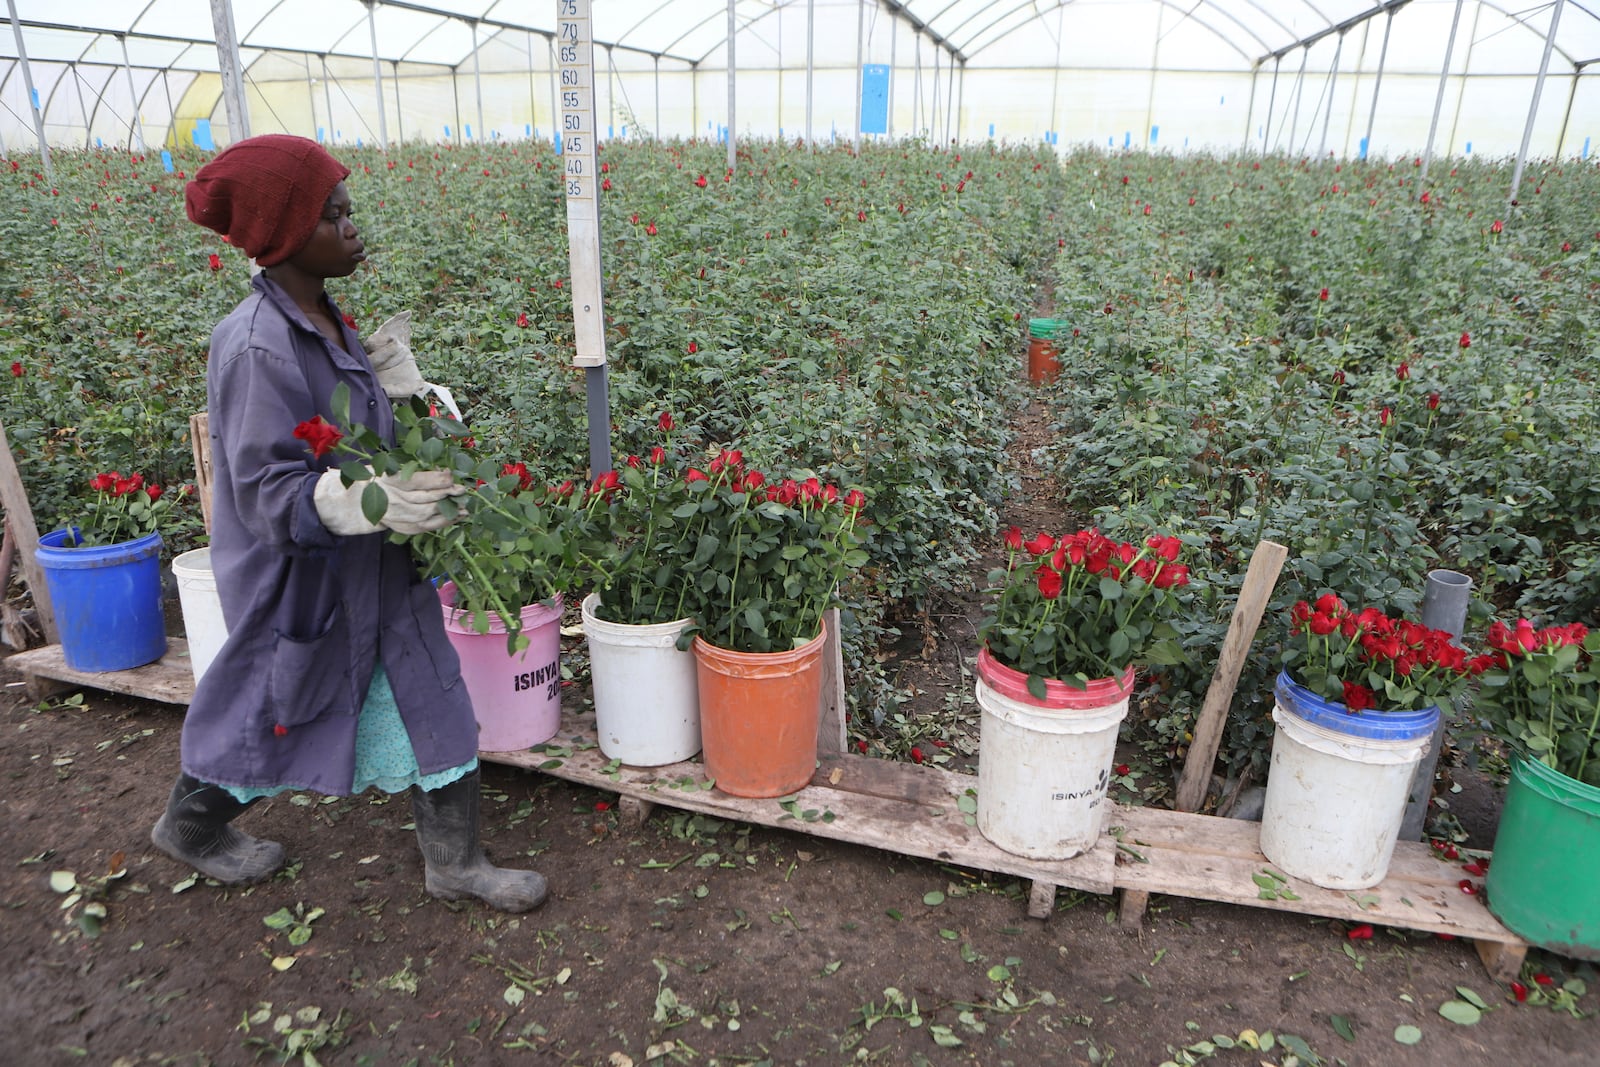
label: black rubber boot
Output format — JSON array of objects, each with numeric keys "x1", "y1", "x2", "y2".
[
  {"x1": 150, "y1": 772, "x2": 286, "y2": 885},
  {"x1": 412, "y1": 769, "x2": 547, "y2": 912}
]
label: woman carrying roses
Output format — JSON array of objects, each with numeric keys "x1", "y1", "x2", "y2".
[{"x1": 150, "y1": 135, "x2": 544, "y2": 912}]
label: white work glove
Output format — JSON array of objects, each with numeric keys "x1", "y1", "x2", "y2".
[
  {"x1": 313, "y1": 467, "x2": 465, "y2": 536},
  {"x1": 362, "y1": 311, "x2": 463, "y2": 419}
]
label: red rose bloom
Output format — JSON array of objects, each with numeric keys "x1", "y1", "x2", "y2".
[{"x1": 293, "y1": 416, "x2": 344, "y2": 459}]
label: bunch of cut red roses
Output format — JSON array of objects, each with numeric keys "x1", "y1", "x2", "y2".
[
  {"x1": 294, "y1": 387, "x2": 612, "y2": 654},
  {"x1": 1472, "y1": 617, "x2": 1599, "y2": 786},
  {"x1": 594, "y1": 412, "x2": 870, "y2": 653},
  {"x1": 1285, "y1": 594, "x2": 1474, "y2": 713},
  {"x1": 61, "y1": 470, "x2": 193, "y2": 547},
  {"x1": 979, "y1": 527, "x2": 1194, "y2": 696}
]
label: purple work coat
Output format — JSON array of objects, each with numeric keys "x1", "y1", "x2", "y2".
[{"x1": 179, "y1": 274, "x2": 478, "y2": 795}]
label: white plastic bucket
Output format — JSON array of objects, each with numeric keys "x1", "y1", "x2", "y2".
[
  {"x1": 974, "y1": 649, "x2": 1134, "y2": 860},
  {"x1": 581, "y1": 592, "x2": 701, "y2": 766},
  {"x1": 172, "y1": 548, "x2": 227, "y2": 684},
  {"x1": 1259, "y1": 671, "x2": 1439, "y2": 890}
]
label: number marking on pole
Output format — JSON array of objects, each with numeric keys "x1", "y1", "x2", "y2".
[{"x1": 557, "y1": 0, "x2": 606, "y2": 368}]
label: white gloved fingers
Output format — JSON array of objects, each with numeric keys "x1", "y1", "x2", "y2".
[
  {"x1": 313, "y1": 466, "x2": 464, "y2": 537},
  {"x1": 363, "y1": 310, "x2": 427, "y2": 398},
  {"x1": 372, "y1": 469, "x2": 466, "y2": 535},
  {"x1": 381, "y1": 468, "x2": 466, "y2": 501},
  {"x1": 363, "y1": 311, "x2": 412, "y2": 370},
  {"x1": 313, "y1": 467, "x2": 383, "y2": 536}
]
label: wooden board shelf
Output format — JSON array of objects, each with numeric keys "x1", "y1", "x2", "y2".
[
  {"x1": 483, "y1": 713, "x2": 1117, "y2": 897},
  {"x1": 7, "y1": 638, "x2": 197, "y2": 704},
  {"x1": 481, "y1": 706, "x2": 1526, "y2": 980}
]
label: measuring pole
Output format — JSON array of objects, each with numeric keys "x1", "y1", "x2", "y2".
[{"x1": 556, "y1": 0, "x2": 612, "y2": 476}]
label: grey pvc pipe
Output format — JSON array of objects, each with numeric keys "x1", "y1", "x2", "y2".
[
  {"x1": 1400, "y1": 568, "x2": 1475, "y2": 841},
  {"x1": 1420, "y1": 569, "x2": 1472, "y2": 638}
]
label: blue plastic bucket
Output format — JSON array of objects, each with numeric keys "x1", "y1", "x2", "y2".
[{"x1": 37, "y1": 528, "x2": 167, "y2": 672}]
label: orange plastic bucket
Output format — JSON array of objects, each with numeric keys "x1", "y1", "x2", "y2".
[
  {"x1": 1027, "y1": 336, "x2": 1061, "y2": 383},
  {"x1": 692, "y1": 622, "x2": 828, "y2": 798}
]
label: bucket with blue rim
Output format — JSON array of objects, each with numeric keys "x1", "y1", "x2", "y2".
[
  {"x1": 36, "y1": 528, "x2": 167, "y2": 672},
  {"x1": 1259, "y1": 669, "x2": 1441, "y2": 890}
]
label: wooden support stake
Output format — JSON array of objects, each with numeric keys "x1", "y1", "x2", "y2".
[
  {"x1": 1475, "y1": 938, "x2": 1528, "y2": 984},
  {"x1": 1027, "y1": 880, "x2": 1058, "y2": 919},
  {"x1": 817, "y1": 606, "x2": 846, "y2": 755},
  {"x1": 618, "y1": 795, "x2": 654, "y2": 828},
  {"x1": 1173, "y1": 540, "x2": 1289, "y2": 815},
  {"x1": 0, "y1": 417, "x2": 57, "y2": 643},
  {"x1": 190, "y1": 412, "x2": 214, "y2": 536},
  {"x1": 1119, "y1": 889, "x2": 1151, "y2": 932}
]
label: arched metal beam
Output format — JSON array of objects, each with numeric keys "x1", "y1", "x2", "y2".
[{"x1": 1259, "y1": 0, "x2": 1410, "y2": 63}]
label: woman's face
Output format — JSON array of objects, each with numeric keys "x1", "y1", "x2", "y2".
[{"x1": 286, "y1": 181, "x2": 365, "y2": 279}]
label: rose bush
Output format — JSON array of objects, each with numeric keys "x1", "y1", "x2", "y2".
[{"x1": 979, "y1": 527, "x2": 1194, "y2": 697}]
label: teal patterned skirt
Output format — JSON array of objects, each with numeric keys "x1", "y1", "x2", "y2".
[{"x1": 224, "y1": 664, "x2": 476, "y2": 802}]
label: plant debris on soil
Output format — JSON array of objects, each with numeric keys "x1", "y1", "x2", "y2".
[{"x1": 3, "y1": 399, "x2": 1595, "y2": 1067}]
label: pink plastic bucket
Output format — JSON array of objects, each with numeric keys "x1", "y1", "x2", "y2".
[{"x1": 437, "y1": 582, "x2": 563, "y2": 751}]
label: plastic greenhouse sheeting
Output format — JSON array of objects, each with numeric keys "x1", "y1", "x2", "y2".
[{"x1": 2, "y1": 1, "x2": 1598, "y2": 158}]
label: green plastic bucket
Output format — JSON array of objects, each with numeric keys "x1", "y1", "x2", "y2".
[
  {"x1": 1485, "y1": 756, "x2": 1600, "y2": 959},
  {"x1": 1028, "y1": 317, "x2": 1064, "y2": 339}
]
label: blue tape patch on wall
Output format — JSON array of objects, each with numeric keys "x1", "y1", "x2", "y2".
[{"x1": 860, "y1": 64, "x2": 890, "y2": 135}]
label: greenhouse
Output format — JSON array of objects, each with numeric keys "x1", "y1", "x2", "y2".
[
  {"x1": 3, "y1": 1, "x2": 1600, "y2": 159},
  {"x1": 4, "y1": 2, "x2": 1600, "y2": 1065}
]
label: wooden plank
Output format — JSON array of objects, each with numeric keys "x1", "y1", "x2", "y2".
[
  {"x1": 1173, "y1": 540, "x2": 1288, "y2": 813},
  {"x1": 0, "y1": 417, "x2": 58, "y2": 643},
  {"x1": 1109, "y1": 805, "x2": 1522, "y2": 945},
  {"x1": 817, "y1": 606, "x2": 846, "y2": 754},
  {"x1": 482, "y1": 718, "x2": 1118, "y2": 896},
  {"x1": 190, "y1": 412, "x2": 214, "y2": 536},
  {"x1": 6, "y1": 639, "x2": 195, "y2": 705}
]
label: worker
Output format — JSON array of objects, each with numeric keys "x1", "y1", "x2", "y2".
[{"x1": 150, "y1": 134, "x2": 545, "y2": 912}]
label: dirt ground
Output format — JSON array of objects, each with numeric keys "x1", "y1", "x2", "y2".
[{"x1": 2, "y1": 399, "x2": 1595, "y2": 1067}]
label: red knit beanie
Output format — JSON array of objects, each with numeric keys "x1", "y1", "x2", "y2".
[{"x1": 184, "y1": 135, "x2": 351, "y2": 267}]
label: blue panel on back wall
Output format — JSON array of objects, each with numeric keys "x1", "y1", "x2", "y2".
[
  {"x1": 95, "y1": 137, "x2": 102, "y2": 147},
  {"x1": 1150, "y1": 125, "x2": 1159, "y2": 145},
  {"x1": 860, "y1": 64, "x2": 890, "y2": 134},
  {"x1": 989, "y1": 124, "x2": 995, "y2": 137},
  {"x1": 1465, "y1": 141, "x2": 1473, "y2": 154},
  {"x1": 1360, "y1": 137, "x2": 1369, "y2": 160},
  {"x1": 1585, "y1": 137, "x2": 1591, "y2": 160},
  {"x1": 608, "y1": 125, "x2": 614, "y2": 138},
  {"x1": 554, "y1": 133, "x2": 563, "y2": 155},
  {"x1": 525, "y1": 124, "x2": 532, "y2": 137},
  {"x1": 465, "y1": 124, "x2": 473, "y2": 140},
  {"x1": 1124, "y1": 131, "x2": 1131, "y2": 148},
  {"x1": 192, "y1": 119, "x2": 214, "y2": 151},
  {"x1": 444, "y1": 125, "x2": 451, "y2": 138},
  {"x1": 317, "y1": 127, "x2": 325, "y2": 143},
  {"x1": 31, "y1": 88, "x2": 39, "y2": 110},
  {"x1": 161, "y1": 150, "x2": 174, "y2": 173}
]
